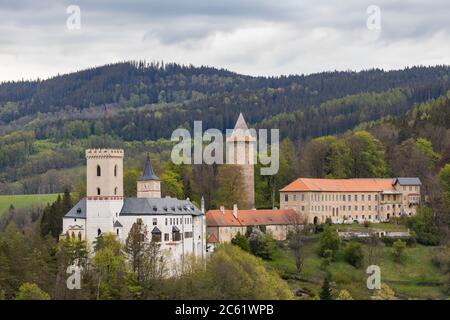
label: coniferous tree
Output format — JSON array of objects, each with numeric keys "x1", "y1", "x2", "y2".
[{"x1": 320, "y1": 275, "x2": 333, "y2": 300}]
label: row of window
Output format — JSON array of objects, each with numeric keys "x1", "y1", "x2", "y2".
[
  {"x1": 151, "y1": 231, "x2": 193, "y2": 242},
  {"x1": 322, "y1": 214, "x2": 379, "y2": 221},
  {"x1": 285, "y1": 193, "x2": 380, "y2": 203},
  {"x1": 309, "y1": 203, "x2": 403, "y2": 213},
  {"x1": 96, "y1": 165, "x2": 119, "y2": 177},
  {"x1": 311, "y1": 205, "x2": 378, "y2": 213},
  {"x1": 163, "y1": 217, "x2": 193, "y2": 226},
  {"x1": 95, "y1": 187, "x2": 119, "y2": 196},
  {"x1": 318, "y1": 210, "x2": 413, "y2": 223},
  {"x1": 402, "y1": 185, "x2": 420, "y2": 191}
]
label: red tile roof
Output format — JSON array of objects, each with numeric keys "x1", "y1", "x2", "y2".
[
  {"x1": 207, "y1": 233, "x2": 219, "y2": 244},
  {"x1": 280, "y1": 178, "x2": 396, "y2": 192},
  {"x1": 206, "y1": 208, "x2": 298, "y2": 227}
]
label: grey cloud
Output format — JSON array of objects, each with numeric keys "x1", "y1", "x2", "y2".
[{"x1": 0, "y1": 0, "x2": 449, "y2": 81}]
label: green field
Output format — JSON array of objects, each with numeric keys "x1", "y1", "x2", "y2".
[
  {"x1": 266, "y1": 237, "x2": 448, "y2": 300},
  {"x1": 0, "y1": 194, "x2": 61, "y2": 216}
]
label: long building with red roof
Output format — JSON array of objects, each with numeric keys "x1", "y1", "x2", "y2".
[
  {"x1": 206, "y1": 207, "x2": 299, "y2": 243},
  {"x1": 279, "y1": 177, "x2": 421, "y2": 224}
]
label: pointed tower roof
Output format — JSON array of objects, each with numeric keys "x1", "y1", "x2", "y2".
[
  {"x1": 138, "y1": 154, "x2": 160, "y2": 181},
  {"x1": 234, "y1": 113, "x2": 249, "y2": 130}
]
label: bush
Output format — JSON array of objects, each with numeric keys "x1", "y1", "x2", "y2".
[
  {"x1": 363, "y1": 221, "x2": 371, "y2": 228},
  {"x1": 406, "y1": 206, "x2": 440, "y2": 245},
  {"x1": 318, "y1": 226, "x2": 341, "y2": 259},
  {"x1": 231, "y1": 232, "x2": 250, "y2": 252},
  {"x1": 14, "y1": 283, "x2": 50, "y2": 300},
  {"x1": 371, "y1": 284, "x2": 396, "y2": 300},
  {"x1": 391, "y1": 240, "x2": 407, "y2": 263},
  {"x1": 344, "y1": 241, "x2": 364, "y2": 268},
  {"x1": 248, "y1": 229, "x2": 275, "y2": 260},
  {"x1": 320, "y1": 249, "x2": 334, "y2": 270},
  {"x1": 381, "y1": 236, "x2": 416, "y2": 247},
  {"x1": 431, "y1": 247, "x2": 450, "y2": 271},
  {"x1": 336, "y1": 289, "x2": 353, "y2": 300},
  {"x1": 319, "y1": 275, "x2": 333, "y2": 300}
]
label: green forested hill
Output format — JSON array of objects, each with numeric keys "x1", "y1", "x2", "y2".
[{"x1": 0, "y1": 62, "x2": 449, "y2": 197}]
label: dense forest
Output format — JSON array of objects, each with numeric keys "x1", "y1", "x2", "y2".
[{"x1": 0, "y1": 62, "x2": 448, "y2": 212}]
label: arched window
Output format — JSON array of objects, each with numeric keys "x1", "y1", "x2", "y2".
[
  {"x1": 71, "y1": 232, "x2": 75, "y2": 238},
  {"x1": 97, "y1": 228, "x2": 102, "y2": 236},
  {"x1": 114, "y1": 165, "x2": 118, "y2": 177},
  {"x1": 97, "y1": 188, "x2": 101, "y2": 195},
  {"x1": 97, "y1": 165, "x2": 101, "y2": 177},
  {"x1": 114, "y1": 187, "x2": 118, "y2": 195},
  {"x1": 78, "y1": 232, "x2": 82, "y2": 241}
]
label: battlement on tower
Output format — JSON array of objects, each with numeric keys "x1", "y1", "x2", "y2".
[{"x1": 85, "y1": 149, "x2": 124, "y2": 159}]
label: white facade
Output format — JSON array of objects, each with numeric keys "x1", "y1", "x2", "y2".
[{"x1": 62, "y1": 149, "x2": 206, "y2": 272}]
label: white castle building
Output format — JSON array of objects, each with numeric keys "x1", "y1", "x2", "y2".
[{"x1": 62, "y1": 149, "x2": 206, "y2": 267}]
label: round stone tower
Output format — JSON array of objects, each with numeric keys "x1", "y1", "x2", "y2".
[{"x1": 226, "y1": 113, "x2": 256, "y2": 209}]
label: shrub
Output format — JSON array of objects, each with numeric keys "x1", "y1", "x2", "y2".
[
  {"x1": 318, "y1": 226, "x2": 341, "y2": 259},
  {"x1": 320, "y1": 249, "x2": 334, "y2": 270},
  {"x1": 391, "y1": 240, "x2": 407, "y2": 263},
  {"x1": 231, "y1": 232, "x2": 250, "y2": 252},
  {"x1": 431, "y1": 247, "x2": 450, "y2": 271},
  {"x1": 371, "y1": 284, "x2": 396, "y2": 300},
  {"x1": 363, "y1": 221, "x2": 371, "y2": 228},
  {"x1": 336, "y1": 289, "x2": 353, "y2": 300},
  {"x1": 344, "y1": 241, "x2": 364, "y2": 268},
  {"x1": 406, "y1": 206, "x2": 440, "y2": 245},
  {"x1": 319, "y1": 275, "x2": 333, "y2": 300},
  {"x1": 248, "y1": 229, "x2": 275, "y2": 260},
  {"x1": 381, "y1": 236, "x2": 415, "y2": 247},
  {"x1": 14, "y1": 283, "x2": 50, "y2": 300}
]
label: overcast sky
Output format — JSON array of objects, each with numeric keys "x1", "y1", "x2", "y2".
[{"x1": 0, "y1": 0, "x2": 449, "y2": 81}]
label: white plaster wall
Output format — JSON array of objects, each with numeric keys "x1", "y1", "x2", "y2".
[
  {"x1": 117, "y1": 214, "x2": 204, "y2": 266},
  {"x1": 62, "y1": 217, "x2": 86, "y2": 239},
  {"x1": 85, "y1": 199, "x2": 123, "y2": 246}
]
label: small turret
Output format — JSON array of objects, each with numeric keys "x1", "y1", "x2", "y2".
[{"x1": 137, "y1": 154, "x2": 161, "y2": 198}]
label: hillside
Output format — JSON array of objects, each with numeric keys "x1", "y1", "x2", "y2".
[{"x1": 0, "y1": 62, "x2": 450, "y2": 198}]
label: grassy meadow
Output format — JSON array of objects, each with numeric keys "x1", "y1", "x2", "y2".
[
  {"x1": 266, "y1": 235, "x2": 448, "y2": 300},
  {"x1": 0, "y1": 193, "x2": 61, "y2": 216}
]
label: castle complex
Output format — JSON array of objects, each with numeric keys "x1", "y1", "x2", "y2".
[{"x1": 62, "y1": 149, "x2": 206, "y2": 269}]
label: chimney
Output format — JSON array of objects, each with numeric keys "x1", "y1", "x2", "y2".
[
  {"x1": 201, "y1": 196, "x2": 205, "y2": 214},
  {"x1": 232, "y1": 204, "x2": 238, "y2": 219},
  {"x1": 220, "y1": 206, "x2": 225, "y2": 214}
]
